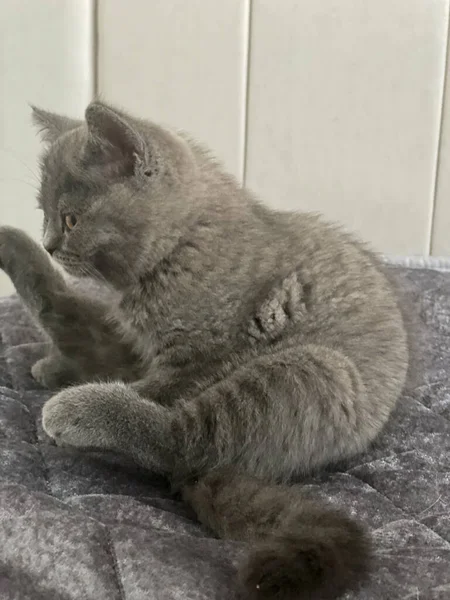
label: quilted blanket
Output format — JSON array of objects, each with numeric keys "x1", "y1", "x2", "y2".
[{"x1": 0, "y1": 265, "x2": 449, "y2": 600}]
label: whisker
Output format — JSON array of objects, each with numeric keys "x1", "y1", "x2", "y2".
[
  {"x1": 55, "y1": 255, "x2": 108, "y2": 285},
  {"x1": 0, "y1": 147, "x2": 41, "y2": 183},
  {"x1": 0, "y1": 177, "x2": 39, "y2": 191},
  {"x1": 82, "y1": 262, "x2": 107, "y2": 283}
]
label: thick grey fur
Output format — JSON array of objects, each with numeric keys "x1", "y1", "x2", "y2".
[{"x1": 0, "y1": 101, "x2": 410, "y2": 599}]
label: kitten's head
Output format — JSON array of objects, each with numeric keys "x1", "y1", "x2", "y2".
[{"x1": 32, "y1": 101, "x2": 200, "y2": 288}]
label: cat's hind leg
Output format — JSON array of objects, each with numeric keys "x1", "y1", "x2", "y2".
[{"x1": 41, "y1": 342, "x2": 384, "y2": 479}]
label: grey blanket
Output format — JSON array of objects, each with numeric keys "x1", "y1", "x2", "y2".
[{"x1": 0, "y1": 266, "x2": 449, "y2": 600}]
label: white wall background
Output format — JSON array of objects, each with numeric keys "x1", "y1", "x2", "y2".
[{"x1": 1, "y1": 0, "x2": 450, "y2": 295}]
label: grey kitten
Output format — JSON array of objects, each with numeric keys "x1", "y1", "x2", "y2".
[{"x1": 0, "y1": 101, "x2": 410, "y2": 599}]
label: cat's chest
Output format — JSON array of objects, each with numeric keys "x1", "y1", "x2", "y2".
[{"x1": 114, "y1": 304, "x2": 159, "y2": 363}]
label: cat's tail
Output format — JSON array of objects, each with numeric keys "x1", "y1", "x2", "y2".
[{"x1": 182, "y1": 469, "x2": 371, "y2": 600}]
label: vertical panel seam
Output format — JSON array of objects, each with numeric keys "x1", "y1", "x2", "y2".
[
  {"x1": 92, "y1": 0, "x2": 99, "y2": 98},
  {"x1": 240, "y1": 0, "x2": 253, "y2": 186},
  {"x1": 428, "y1": 0, "x2": 450, "y2": 255}
]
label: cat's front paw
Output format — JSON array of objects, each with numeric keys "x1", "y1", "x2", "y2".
[
  {"x1": 0, "y1": 226, "x2": 28, "y2": 271},
  {"x1": 0, "y1": 226, "x2": 65, "y2": 297},
  {"x1": 42, "y1": 384, "x2": 118, "y2": 448}
]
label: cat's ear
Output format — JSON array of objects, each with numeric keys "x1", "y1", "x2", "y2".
[
  {"x1": 31, "y1": 106, "x2": 81, "y2": 144},
  {"x1": 84, "y1": 102, "x2": 149, "y2": 179}
]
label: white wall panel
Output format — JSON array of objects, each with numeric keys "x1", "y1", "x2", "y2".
[
  {"x1": 0, "y1": 0, "x2": 94, "y2": 295},
  {"x1": 97, "y1": 0, "x2": 249, "y2": 180},
  {"x1": 245, "y1": 0, "x2": 449, "y2": 255}
]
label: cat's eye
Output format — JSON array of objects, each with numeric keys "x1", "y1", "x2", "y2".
[{"x1": 64, "y1": 214, "x2": 77, "y2": 231}]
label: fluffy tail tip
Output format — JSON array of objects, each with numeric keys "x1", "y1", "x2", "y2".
[{"x1": 239, "y1": 509, "x2": 372, "y2": 600}]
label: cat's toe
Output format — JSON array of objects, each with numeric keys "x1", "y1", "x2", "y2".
[
  {"x1": 32, "y1": 358, "x2": 59, "y2": 389},
  {"x1": 32, "y1": 355, "x2": 81, "y2": 389}
]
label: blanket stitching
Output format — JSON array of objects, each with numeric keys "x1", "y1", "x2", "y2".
[
  {"x1": 348, "y1": 470, "x2": 450, "y2": 547},
  {"x1": 104, "y1": 527, "x2": 127, "y2": 600},
  {"x1": 32, "y1": 413, "x2": 53, "y2": 497}
]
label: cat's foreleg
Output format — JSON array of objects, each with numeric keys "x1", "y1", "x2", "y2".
[{"x1": 0, "y1": 226, "x2": 139, "y2": 387}]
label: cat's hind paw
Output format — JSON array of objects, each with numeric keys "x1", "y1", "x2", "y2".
[
  {"x1": 42, "y1": 382, "x2": 136, "y2": 450},
  {"x1": 42, "y1": 384, "x2": 113, "y2": 448}
]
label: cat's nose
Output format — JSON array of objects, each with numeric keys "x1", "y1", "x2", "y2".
[{"x1": 43, "y1": 232, "x2": 59, "y2": 256}]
